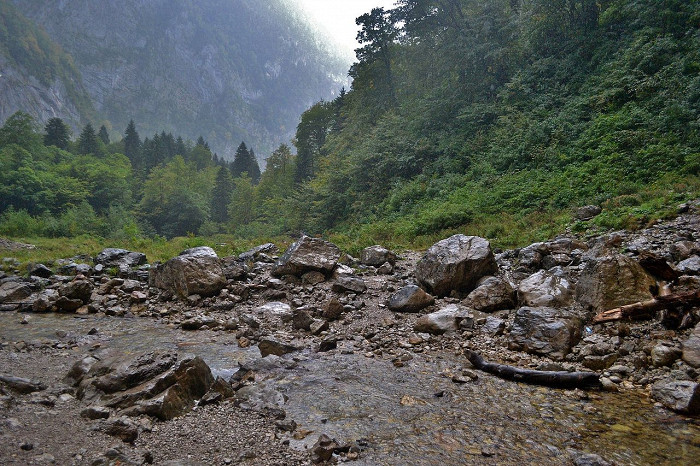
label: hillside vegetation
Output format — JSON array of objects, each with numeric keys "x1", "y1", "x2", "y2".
[{"x1": 1, "y1": 0, "x2": 700, "y2": 257}]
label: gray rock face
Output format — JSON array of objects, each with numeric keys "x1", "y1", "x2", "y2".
[
  {"x1": 416, "y1": 235, "x2": 498, "y2": 297},
  {"x1": 272, "y1": 236, "x2": 341, "y2": 278},
  {"x1": 464, "y1": 276, "x2": 515, "y2": 313},
  {"x1": 0, "y1": 281, "x2": 31, "y2": 304},
  {"x1": 518, "y1": 269, "x2": 574, "y2": 308},
  {"x1": 150, "y1": 249, "x2": 226, "y2": 298},
  {"x1": 651, "y1": 380, "x2": 700, "y2": 414},
  {"x1": 361, "y1": 245, "x2": 397, "y2": 266},
  {"x1": 576, "y1": 252, "x2": 656, "y2": 313},
  {"x1": 682, "y1": 323, "x2": 700, "y2": 368},
  {"x1": 94, "y1": 248, "x2": 147, "y2": 269},
  {"x1": 414, "y1": 305, "x2": 471, "y2": 335},
  {"x1": 388, "y1": 285, "x2": 435, "y2": 313},
  {"x1": 508, "y1": 307, "x2": 582, "y2": 360},
  {"x1": 74, "y1": 351, "x2": 214, "y2": 421},
  {"x1": 676, "y1": 255, "x2": 700, "y2": 274}
]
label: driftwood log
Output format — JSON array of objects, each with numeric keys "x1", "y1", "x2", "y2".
[
  {"x1": 592, "y1": 290, "x2": 700, "y2": 324},
  {"x1": 464, "y1": 350, "x2": 601, "y2": 389}
]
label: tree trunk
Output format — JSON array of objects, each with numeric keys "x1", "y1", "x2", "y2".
[
  {"x1": 465, "y1": 350, "x2": 601, "y2": 389},
  {"x1": 592, "y1": 290, "x2": 700, "y2": 324}
]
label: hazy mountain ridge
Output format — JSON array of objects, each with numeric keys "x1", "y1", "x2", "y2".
[{"x1": 6, "y1": 0, "x2": 348, "y2": 159}]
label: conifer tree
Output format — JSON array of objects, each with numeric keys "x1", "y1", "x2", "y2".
[
  {"x1": 124, "y1": 120, "x2": 142, "y2": 168},
  {"x1": 211, "y1": 165, "x2": 234, "y2": 223},
  {"x1": 78, "y1": 123, "x2": 99, "y2": 155},
  {"x1": 98, "y1": 125, "x2": 110, "y2": 145},
  {"x1": 43, "y1": 117, "x2": 71, "y2": 149}
]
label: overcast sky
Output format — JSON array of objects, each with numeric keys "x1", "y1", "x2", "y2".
[{"x1": 293, "y1": 0, "x2": 398, "y2": 59}]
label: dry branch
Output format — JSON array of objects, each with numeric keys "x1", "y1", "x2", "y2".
[{"x1": 592, "y1": 290, "x2": 700, "y2": 324}]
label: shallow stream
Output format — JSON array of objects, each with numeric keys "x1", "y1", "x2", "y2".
[{"x1": 1, "y1": 312, "x2": 698, "y2": 465}]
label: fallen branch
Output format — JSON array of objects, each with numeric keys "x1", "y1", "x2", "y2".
[
  {"x1": 464, "y1": 350, "x2": 601, "y2": 389},
  {"x1": 592, "y1": 290, "x2": 700, "y2": 324}
]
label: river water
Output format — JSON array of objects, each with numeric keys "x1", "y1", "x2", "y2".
[{"x1": 1, "y1": 312, "x2": 698, "y2": 465}]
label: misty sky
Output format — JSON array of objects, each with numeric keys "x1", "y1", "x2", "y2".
[{"x1": 294, "y1": 0, "x2": 397, "y2": 58}]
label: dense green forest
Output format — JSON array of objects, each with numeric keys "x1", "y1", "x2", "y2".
[{"x1": 2, "y1": 0, "x2": 700, "y2": 252}]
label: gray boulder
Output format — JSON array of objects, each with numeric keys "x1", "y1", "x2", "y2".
[
  {"x1": 59, "y1": 277, "x2": 93, "y2": 303},
  {"x1": 258, "y1": 338, "x2": 299, "y2": 357},
  {"x1": 414, "y1": 305, "x2": 471, "y2": 335},
  {"x1": 416, "y1": 235, "x2": 498, "y2": 297},
  {"x1": 361, "y1": 245, "x2": 397, "y2": 266},
  {"x1": 150, "y1": 248, "x2": 226, "y2": 298},
  {"x1": 28, "y1": 263, "x2": 52, "y2": 278},
  {"x1": 95, "y1": 248, "x2": 147, "y2": 269},
  {"x1": 239, "y1": 243, "x2": 278, "y2": 262},
  {"x1": 651, "y1": 342, "x2": 682, "y2": 367},
  {"x1": 576, "y1": 252, "x2": 656, "y2": 313},
  {"x1": 0, "y1": 281, "x2": 31, "y2": 304},
  {"x1": 518, "y1": 269, "x2": 574, "y2": 308},
  {"x1": 682, "y1": 323, "x2": 700, "y2": 368},
  {"x1": 576, "y1": 205, "x2": 602, "y2": 220},
  {"x1": 388, "y1": 285, "x2": 434, "y2": 313},
  {"x1": 272, "y1": 236, "x2": 341, "y2": 277},
  {"x1": 332, "y1": 276, "x2": 367, "y2": 294},
  {"x1": 676, "y1": 255, "x2": 700, "y2": 275},
  {"x1": 508, "y1": 307, "x2": 582, "y2": 360},
  {"x1": 651, "y1": 380, "x2": 700, "y2": 414},
  {"x1": 463, "y1": 276, "x2": 515, "y2": 313}
]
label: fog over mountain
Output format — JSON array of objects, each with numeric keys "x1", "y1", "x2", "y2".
[{"x1": 2, "y1": 0, "x2": 349, "y2": 160}]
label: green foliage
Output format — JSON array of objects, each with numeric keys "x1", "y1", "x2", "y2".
[{"x1": 43, "y1": 117, "x2": 71, "y2": 149}]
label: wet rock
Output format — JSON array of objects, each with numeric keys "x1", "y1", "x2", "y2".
[
  {"x1": 0, "y1": 374, "x2": 46, "y2": 394},
  {"x1": 651, "y1": 342, "x2": 682, "y2": 367},
  {"x1": 95, "y1": 248, "x2": 147, "y2": 269},
  {"x1": 682, "y1": 323, "x2": 700, "y2": 368},
  {"x1": 302, "y1": 271, "x2": 326, "y2": 285},
  {"x1": 651, "y1": 380, "x2": 700, "y2": 414},
  {"x1": 55, "y1": 296, "x2": 83, "y2": 312},
  {"x1": 509, "y1": 307, "x2": 582, "y2": 360},
  {"x1": 272, "y1": 236, "x2": 341, "y2": 278},
  {"x1": 318, "y1": 337, "x2": 338, "y2": 352},
  {"x1": 517, "y1": 243, "x2": 546, "y2": 270},
  {"x1": 414, "y1": 305, "x2": 471, "y2": 335},
  {"x1": 100, "y1": 416, "x2": 139, "y2": 443},
  {"x1": 180, "y1": 316, "x2": 217, "y2": 331},
  {"x1": 576, "y1": 252, "x2": 656, "y2": 313},
  {"x1": 377, "y1": 262, "x2": 394, "y2": 275},
  {"x1": 463, "y1": 276, "x2": 515, "y2": 313},
  {"x1": 81, "y1": 406, "x2": 111, "y2": 419},
  {"x1": 66, "y1": 355, "x2": 99, "y2": 386},
  {"x1": 31, "y1": 289, "x2": 57, "y2": 312},
  {"x1": 150, "y1": 248, "x2": 226, "y2": 298},
  {"x1": 567, "y1": 449, "x2": 611, "y2": 466},
  {"x1": 258, "y1": 339, "x2": 299, "y2": 357},
  {"x1": 582, "y1": 354, "x2": 618, "y2": 371},
  {"x1": 0, "y1": 281, "x2": 31, "y2": 304},
  {"x1": 576, "y1": 205, "x2": 602, "y2": 221},
  {"x1": 676, "y1": 255, "x2": 700, "y2": 274},
  {"x1": 59, "y1": 276, "x2": 93, "y2": 303},
  {"x1": 388, "y1": 285, "x2": 434, "y2": 313},
  {"x1": 517, "y1": 269, "x2": 574, "y2": 308},
  {"x1": 310, "y1": 319, "x2": 329, "y2": 335},
  {"x1": 28, "y1": 263, "x2": 52, "y2": 278},
  {"x1": 82, "y1": 351, "x2": 178, "y2": 395},
  {"x1": 332, "y1": 276, "x2": 367, "y2": 294},
  {"x1": 416, "y1": 235, "x2": 498, "y2": 296},
  {"x1": 671, "y1": 241, "x2": 700, "y2": 262},
  {"x1": 221, "y1": 257, "x2": 248, "y2": 280},
  {"x1": 257, "y1": 302, "x2": 293, "y2": 322},
  {"x1": 361, "y1": 245, "x2": 397, "y2": 266},
  {"x1": 312, "y1": 434, "x2": 339, "y2": 463},
  {"x1": 292, "y1": 308, "x2": 314, "y2": 331}
]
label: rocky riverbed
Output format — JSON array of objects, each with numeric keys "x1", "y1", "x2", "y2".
[{"x1": 1, "y1": 205, "x2": 700, "y2": 464}]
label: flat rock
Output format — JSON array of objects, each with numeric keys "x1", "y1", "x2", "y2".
[
  {"x1": 332, "y1": 276, "x2": 367, "y2": 294},
  {"x1": 0, "y1": 281, "x2": 31, "y2": 304},
  {"x1": 416, "y1": 235, "x2": 498, "y2": 297},
  {"x1": 414, "y1": 305, "x2": 471, "y2": 335}
]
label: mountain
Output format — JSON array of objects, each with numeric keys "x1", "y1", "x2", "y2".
[
  {"x1": 4, "y1": 0, "x2": 348, "y2": 159},
  {"x1": 0, "y1": 1, "x2": 94, "y2": 129}
]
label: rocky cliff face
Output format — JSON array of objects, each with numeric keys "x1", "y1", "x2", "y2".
[{"x1": 8, "y1": 0, "x2": 347, "y2": 158}]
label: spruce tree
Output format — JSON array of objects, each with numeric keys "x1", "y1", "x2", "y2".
[
  {"x1": 211, "y1": 166, "x2": 234, "y2": 223},
  {"x1": 98, "y1": 125, "x2": 110, "y2": 144},
  {"x1": 78, "y1": 123, "x2": 99, "y2": 155},
  {"x1": 124, "y1": 120, "x2": 142, "y2": 168},
  {"x1": 248, "y1": 148, "x2": 261, "y2": 184},
  {"x1": 231, "y1": 141, "x2": 250, "y2": 178},
  {"x1": 43, "y1": 117, "x2": 71, "y2": 149}
]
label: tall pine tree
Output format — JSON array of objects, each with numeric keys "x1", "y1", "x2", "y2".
[
  {"x1": 231, "y1": 141, "x2": 261, "y2": 184},
  {"x1": 43, "y1": 117, "x2": 70, "y2": 149},
  {"x1": 98, "y1": 125, "x2": 110, "y2": 144},
  {"x1": 211, "y1": 166, "x2": 234, "y2": 223},
  {"x1": 78, "y1": 123, "x2": 99, "y2": 155},
  {"x1": 124, "y1": 120, "x2": 142, "y2": 169}
]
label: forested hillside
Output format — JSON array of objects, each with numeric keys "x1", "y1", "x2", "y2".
[
  {"x1": 6, "y1": 0, "x2": 347, "y2": 159},
  {"x1": 1, "y1": 0, "x2": 699, "y2": 253}
]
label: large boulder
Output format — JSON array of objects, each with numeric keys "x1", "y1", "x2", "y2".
[
  {"x1": 463, "y1": 276, "x2": 516, "y2": 313},
  {"x1": 59, "y1": 276, "x2": 93, "y2": 303},
  {"x1": 576, "y1": 252, "x2": 656, "y2": 313},
  {"x1": 416, "y1": 235, "x2": 498, "y2": 297},
  {"x1": 272, "y1": 236, "x2": 341, "y2": 278},
  {"x1": 682, "y1": 323, "x2": 700, "y2": 368},
  {"x1": 150, "y1": 247, "x2": 226, "y2": 298},
  {"x1": 508, "y1": 307, "x2": 582, "y2": 360},
  {"x1": 517, "y1": 269, "x2": 574, "y2": 308},
  {"x1": 74, "y1": 351, "x2": 214, "y2": 421},
  {"x1": 95, "y1": 248, "x2": 147, "y2": 269},
  {"x1": 651, "y1": 381, "x2": 700, "y2": 414},
  {"x1": 361, "y1": 245, "x2": 397, "y2": 267},
  {"x1": 388, "y1": 285, "x2": 435, "y2": 313},
  {"x1": 0, "y1": 281, "x2": 31, "y2": 304}
]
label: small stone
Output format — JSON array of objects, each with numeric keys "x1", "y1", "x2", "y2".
[{"x1": 238, "y1": 337, "x2": 250, "y2": 348}]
